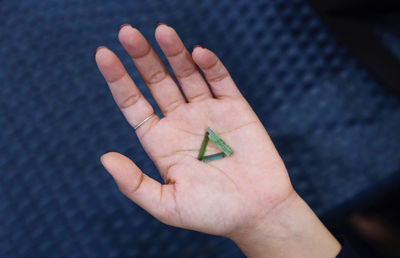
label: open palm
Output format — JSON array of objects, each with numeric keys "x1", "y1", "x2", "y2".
[{"x1": 96, "y1": 24, "x2": 294, "y2": 238}]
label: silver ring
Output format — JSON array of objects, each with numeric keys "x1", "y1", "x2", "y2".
[{"x1": 134, "y1": 113, "x2": 155, "y2": 130}]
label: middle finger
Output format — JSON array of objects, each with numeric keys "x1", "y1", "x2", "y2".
[{"x1": 119, "y1": 25, "x2": 186, "y2": 115}]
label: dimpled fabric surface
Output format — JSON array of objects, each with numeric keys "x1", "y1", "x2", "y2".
[{"x1": 1, "y1": 0, "x2": 400, "y2": 257}]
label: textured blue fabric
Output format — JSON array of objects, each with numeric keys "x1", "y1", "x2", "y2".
[
  {"x1": 1, "y1": 0, "x2": 400, "y2": 257},
  {"x1": 336, "y1": 240, "x2": 359, "y2": 258}
]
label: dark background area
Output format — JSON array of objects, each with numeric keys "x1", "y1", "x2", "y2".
[{"x1": 1, "y1": 0, "x2": 400, "y2": 257}]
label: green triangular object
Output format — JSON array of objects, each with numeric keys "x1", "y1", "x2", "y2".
[
  {"x1": 197, "y1": 131, "x2": 209, "y2": 160},
  {"x1": 197, "y1": 127, "x2": 234, "y2": 162},
  {"x1": 203, "y1": 152, "x2": 225, "y2": 162}
]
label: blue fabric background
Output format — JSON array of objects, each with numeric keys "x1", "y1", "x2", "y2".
[{"x1": 1, "y1": 0, "x2": 400, "y2": 257}]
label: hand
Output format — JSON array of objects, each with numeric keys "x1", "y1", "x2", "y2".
[{"x1": 95, "y1": 24, "x2": 340, "y2": 257}]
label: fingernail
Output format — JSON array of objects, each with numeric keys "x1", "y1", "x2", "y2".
[
  {"x1": 96, "y1": 46, "x2": 107, "y2": 53},
  {"x1": 156, "y1": 22, "x2": 167, "y2": 28},
  {"x1": 120, "y1": 24, "x2": 131, "y2": 30},
  {"x1": 193, "y1": 45, "x2": 203, "y2": 51},
  {"x1": 100, "y1": 153, "x2": 106, "y2": 164}
]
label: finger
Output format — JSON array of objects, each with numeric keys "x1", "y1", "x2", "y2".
[
  {"x1": 118, "y1": 25, "x2": 185, "y2": 115},
  {"x1": 192, "y1": 47, "x2": 242, "y2": 99},
  {"x1": 95, "y1": 47, "x2": 159, "y2": 138},
  {"x1": 101, "y1": 152, "x2": 179, "y2": 226},
  {"x1": 155, "y1": 24, "x2": 212, "y2": 102}
]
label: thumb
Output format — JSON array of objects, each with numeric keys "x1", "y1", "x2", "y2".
[{"x1": 100, "y1": 152, "x2": 178, "y2": 225}]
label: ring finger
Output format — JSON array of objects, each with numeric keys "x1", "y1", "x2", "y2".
[
  {"x1": 155, "y1": 24, "x2": 212, "y2": 102},
  {"x1": 118, "y1": 25, "x2": 186, "y2": 115}
]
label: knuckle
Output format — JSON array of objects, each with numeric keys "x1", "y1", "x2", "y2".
[
  {"x1": 145, "y1": 70, "x2": 168, "y2": 85},
  {"x1": 188, "y1": 91, "x2": 209, "y2": 102},
  {"x1": 129, "y1": 173, "x2": 145, "y2": 195},
  {"x1": 119, "y1": 93, "x2": 141, "y2": 109},
  {"x1": 164, "y1": 98, "x2": 183, "y2": 114},
  {"x1": 202, "y1": 57, "x2": 219, "y2": 70},
  {"x1": 208, "y1": 72, "x2": 229, "y2": 83},
  {"x1": 167, "y1": 46, "x2": 185, "y2": 58},
  {"x1": 176, "y1": 66, "x2": 196, "y2": 79}
]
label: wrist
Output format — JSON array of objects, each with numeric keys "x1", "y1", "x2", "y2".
[{"x1": 228, "y1": 191, "x2": 341, "y2": 258}]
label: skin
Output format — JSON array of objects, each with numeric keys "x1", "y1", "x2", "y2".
[{"x1": 95, "y1": 24, "x2": 341, "y2": 257}]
